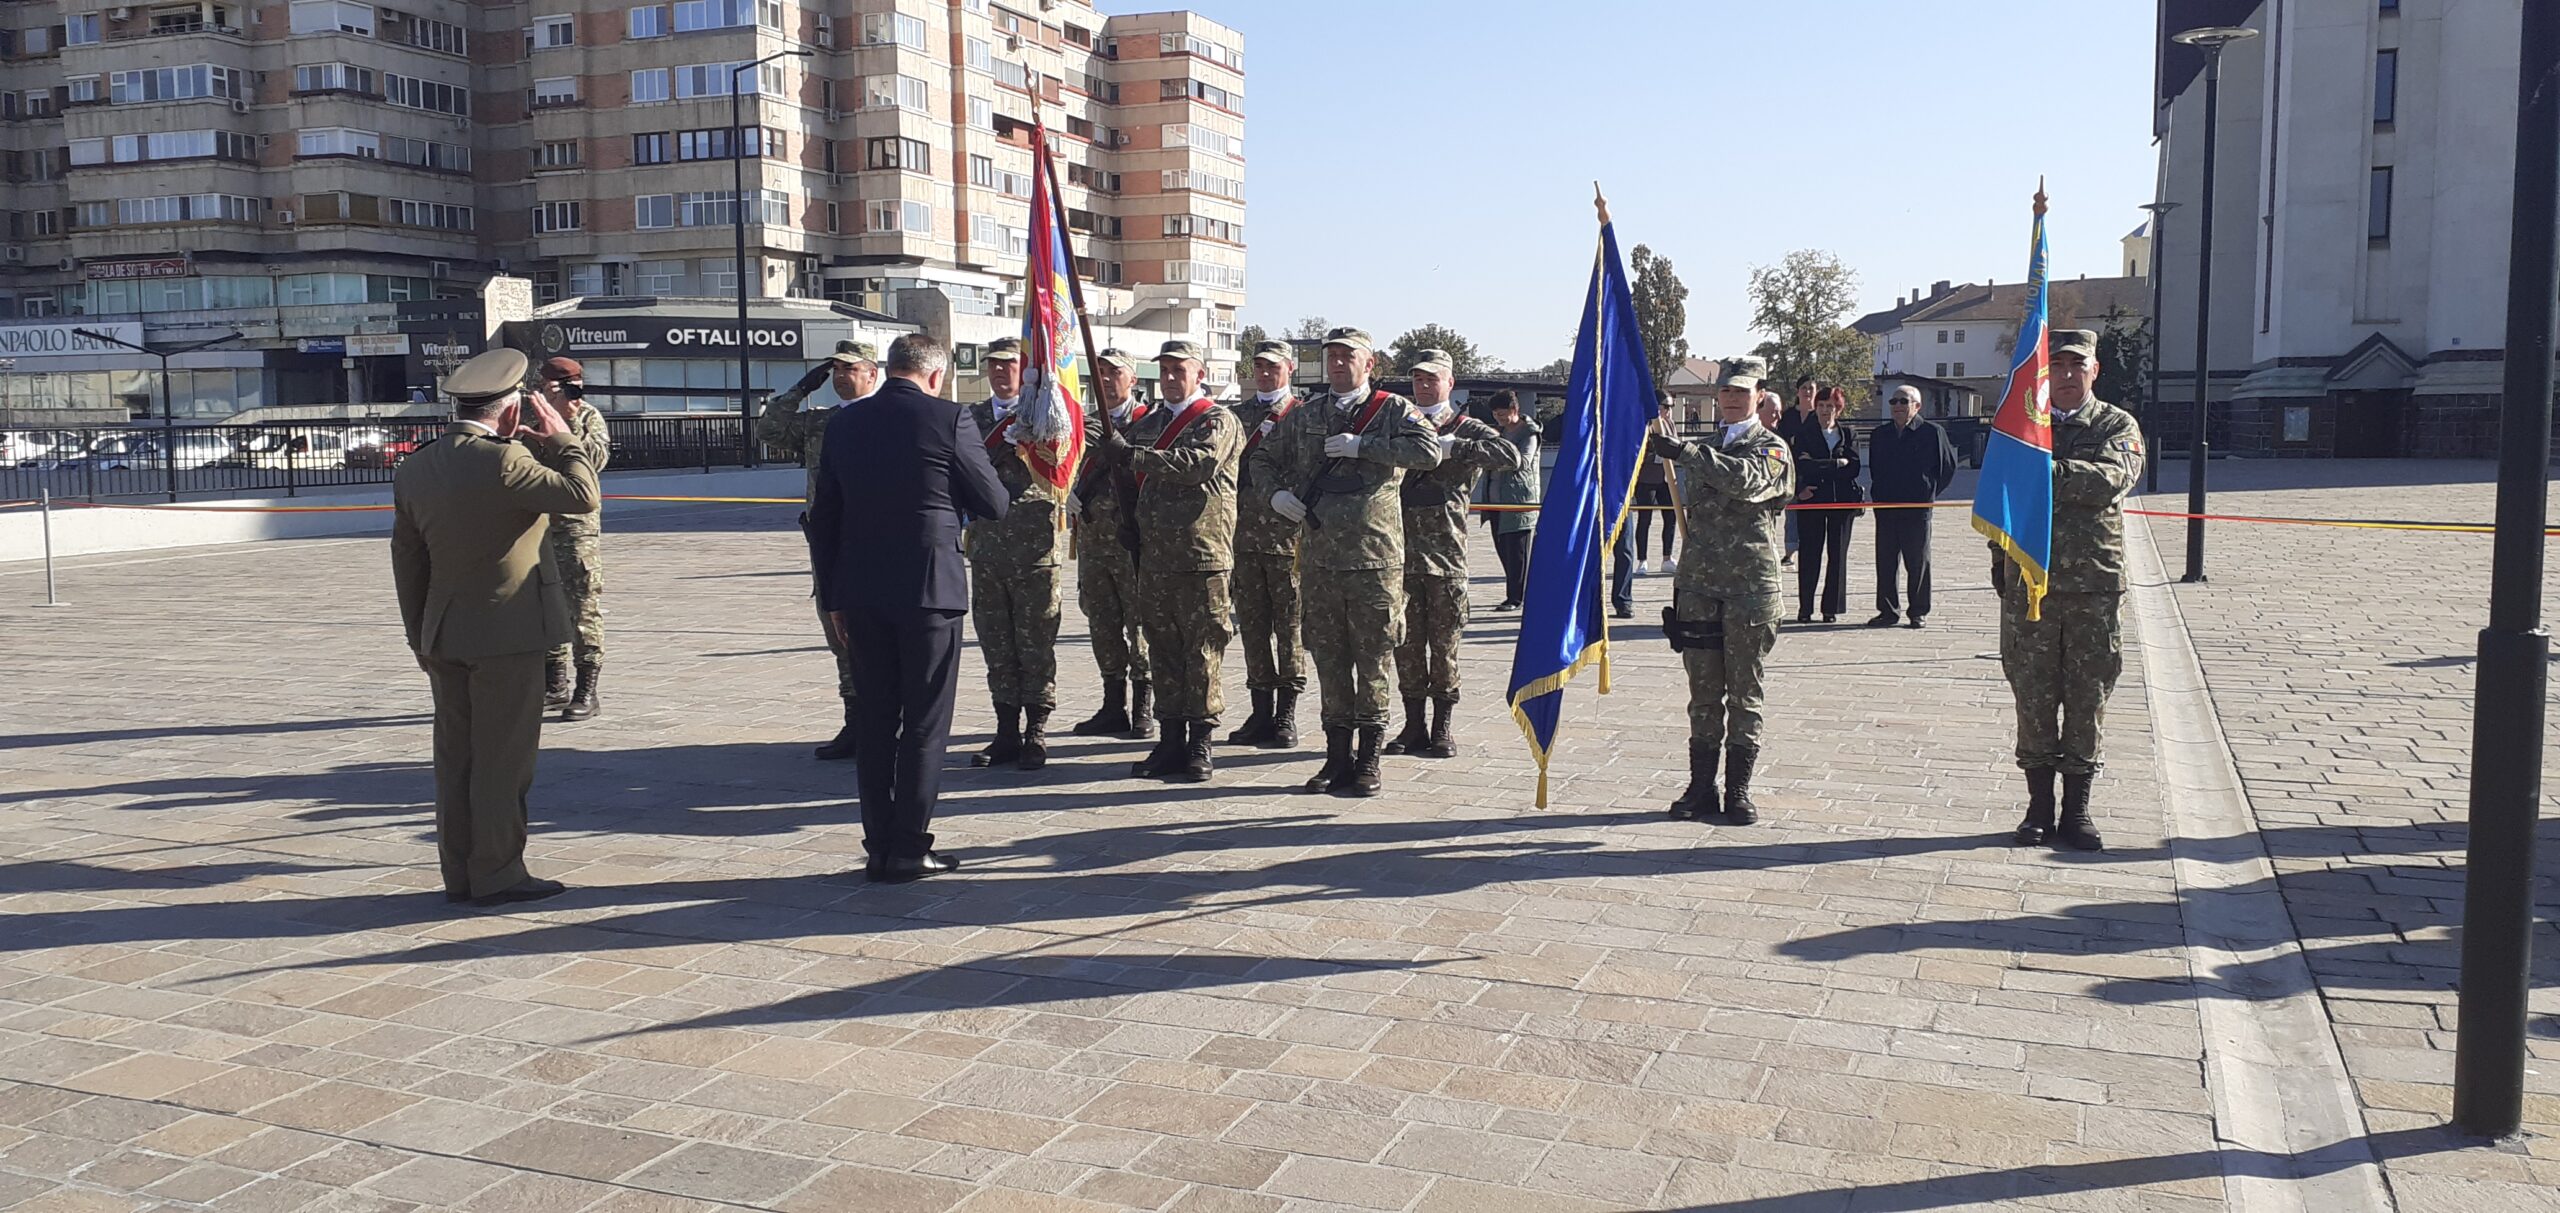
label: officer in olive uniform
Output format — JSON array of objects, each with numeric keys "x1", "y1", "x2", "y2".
[
  {"x1": 1384, "y1": 348, "x2": 1519, "y2": 760},
  {"x1": 1653, "y1": 357, "x2": 1795, "y2": 824},
  {"x1": 964, "y1": 336, "x2": 1067, "y2": 771},
  {"x1": 1247, "y1": 327, "x2": 1443, "y2": 797},
  {"x1": 2001, "y1": 329, "x2": 2145, "y2": 852},
  {"x1": 757, "y1": 341, "x2": 880, "y2": 759},
  {"x1": 1106, "y1": 340, "x2": 1243, "y2": 781},
  {"x1": 1227, "y1": 339, "x2": 1307, "y2": 749},
  {"x1": 534, "y1": 357, "x2": 612, "y2": 721},
  {"x1": 1067, "y1": 348, "x2": 1155, "y2": 741}
]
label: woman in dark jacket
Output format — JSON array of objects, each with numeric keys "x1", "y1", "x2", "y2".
[{"x1": 1790, "y1": 385, "x2": 1862, "y2": 622}]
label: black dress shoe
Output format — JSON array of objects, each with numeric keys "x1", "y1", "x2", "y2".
[
  {"x1": 1866, "y1": 613, "x2": 1899, "y2": 627},
  {"x1": 1907, "y1": 617, "x2": 1927, "y2": 629},
  {"x1": 1822, "y1": 613, "x2": 1838, "y2": 624},
  {"x1": 1796, "y1": 609, "x2": 1813, "y2": 624},
  {"x1": 870, "y1": 852, "x2": 960, "y2": 883},
  {"x1": 1612, "y1": 604, "x2": 1634, "y2": 620},
  {"x1": 468, "y1": 878, "x2": 568, "y2": 908}
]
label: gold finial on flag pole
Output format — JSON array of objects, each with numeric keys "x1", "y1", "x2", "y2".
[{"x1": 1594, "y1": 181, "x2": 1611, "y2": 226}]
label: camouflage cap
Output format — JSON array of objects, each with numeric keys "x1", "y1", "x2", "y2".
[
  {"x1": 825, "y1": 340, "x2": 879, "y2": 367},
  {"x1": 446, "y1": 348, "x2": 530, "y2": 404},
  {"x1": 1407, "y1": 348, "x2": 1455, "y2": 377},
  {"x1": 2049, "y1": 329, "x2": 2100, "y2": 360},
  {"x1": 982, "y1": 336, "x2": 1023, "y2": 363},
  {"x1": 1095, "y1": 346, "x2": 1136, "y2": 369},
  {"x1": 1156, "y1": 339, "x2": 1205, "y2": 362},
  {"x1": 1250, "y1": 339, "x2": 1293, "y2": 365},
  {"x1": 1717, "y1": 357, "x2": 1769, "y2": 391},
  {"x1": 1321, "y1": 326, "x2": 1374, "y2": 354}
]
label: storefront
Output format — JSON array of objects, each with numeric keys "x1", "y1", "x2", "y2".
[{"x1": 501, "y1": 299, "x2": 910, "y2": 414}]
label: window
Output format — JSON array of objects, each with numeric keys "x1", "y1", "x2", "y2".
[
  {"x1": 1160, "y1": 168, "x2": 1242, "y2": 201},
  {"x1": 297, "y1": 128, "x2": 374, "y2": 159},
  {"x1": 677, "y1": 126, "x2": 782, "y2": 161},
  {"x1": 698, "y1": 258, "x2": 737, "y2": 292},
  {"x1": 532, "y1": 201, "x2": 582, "y2": 233},
  {"x1": 863, "y1": 11, "x2": 926, "y2": 48},
  {"x1": 1160, "y1": 31, "x2": 1241, "y2": 70},
  {"x1": 23, "y1": 90, "x2": 53, "y2": 118},
  {"x1": 75, "y1": 202, "x2": 107, "y2": 228},
  {"x1": 1162, "y1": 260, "x2": 1244, "y2": 290},
  {"x1": 115, "y1": 193, "x2": 260, "y2": 225},
  {"x1": 966, "y1": 37, "x2": 989, "y2": 72},
  {"x1": 2375, "y1": 49, "x2": 2397, "y2": 124},
  {"x1": 2370, "y1": 166, "x2": 2393, "y2": 241},
  {"x1": 379, "y1": 133, "x2": 469, "y2": 171},
  {"x1": 21, "y1": 26, "x2": 52, "y2": 54},
  {"x1": 385, "y1": 9, "x2": 466, "y2": 54},
  {"x1": 32, "y1": 211, "x2": 57, "y2": 237},
  {"x1": 537, "y1": 140, "x2": 580, "y2": 168},
  {"x1": 111, "y1": 65, "x2": 241, "y2": 104},
  {"x1": 866, "y1": 135, "x2": 928, "y2": 171},
  {"x1": 1952, "y1": 362, "x2": 1966, "y2": 377},
  {"x1": 1162, "y1": 213, "x2": 1239, "y2": 243},
  {"x1": 1952, "y1": 329, "x2": 1964, "y2": 344},
  {"x1": 567, "y1": 265, "x2": 606, "y2": 298},
  {"x1": 635, "y1": 194, "x2": 675, "y2": 228},
  {"x1": 68, "y1": 138, "x2": 104, "y2": 165},
  {"x1": 968, "y1": 96, "x2": 991, "y2": 129},
  {"x1": 293, "y1": 63, "x2": 374, "y2": 95},
  {"x1": 674, "y1": 189, "x2": 790, "y2": 227},
  {"x1": 533, "y1": 15, "x2": 573, "y2": 48},
  {"x1": 67, "y1": 78, "x2": 99, "y2": 104},
  {"x1": 826, "y1": 201, "x2": 839, "y2": 233},
  {"x1": 636, "y1": 260, "x2": 684, "y2": 294},
  {"x1": 386, "y1": 198, "x2": 473, "y2": 231},
  {"x1": 992, "y1": 59, "x2": 1028, "y2": 90},
  {"x1": 532, "y1": 77, "x2": 579, "y2": 106},
  {"x1": 1162, "y1": 123, "x2": 1242, "y2": 159},
  {"x1": 871, "y1": 200, "x2": 930, "y2": 234},
  {"x1": 868, "y1": 74, "x2": 930, "y2": 112},
  {"x1": 1935, "y1": 362, "x2": 1947, "y2": 377},
  {"x1": 631, "y1": 68, "x2": 669, "y2": 103},
  {"x1": 1161, "y1": 76, "x2": 1239, "y2": 111},
  {"x1": 676, "y1": 60, "x2": 782, "y2": 98},
  {"x1": 383, "y1": 72, "x2": 468, "y2": 116},
  {"x1": 64, "y1": 14, "x2": 100, "y2": 45},
  {"x1": 1068, "y1": 162, "x2": 1120, "y2": 193},
  {"x1": 289, "y1": 1, "x2": 374, "y2": 35},
  {"x1": 632, "y1": 132, "x2": 670, "y2": 165},
  {"x1": 628, "y1": 5, "x2": 667, "y2": 37},
  {"x1": 672, "y1": 0, "x2": 774, "y2": 33},
  {"x1": 1935, "y1": 330, "x2": 1947, "y2": 343}
]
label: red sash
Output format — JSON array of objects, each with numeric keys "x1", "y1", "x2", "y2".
[
  {"x1": 1337, "y1": 389, "x2": 1392, "y2": 439},
  {"x1": 1243, "y1": 394, "x2": 1300, "y2": 454},
  {"x1": 1134, "y1": 395, "x2": 1217, "y2": 490},
  {"x1": 983, "y1": 412, "x2": 1014, "y2": 449}
]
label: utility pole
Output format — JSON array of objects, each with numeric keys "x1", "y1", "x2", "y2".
[{"x1": 2170, "y1": 24, "x2": 2258, "y2": 582}]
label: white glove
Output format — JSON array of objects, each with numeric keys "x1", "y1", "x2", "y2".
[
  {"x1": 1324, "y1": 433, "x2": 1362, "y2": 459},
  {"x1": 1436, "y1": 435, "x2": 1458, "y2": 458},
  {"x1": 1270, "y1": 490, "x2": 1307, "y2": 523}
]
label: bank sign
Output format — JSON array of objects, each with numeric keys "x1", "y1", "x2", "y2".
[
  {"x1": 0, "y1": 322, "x2": 146, "y2": 359},
  {"x1": 508, "y1": 317, "x2": 804, "y2": 360}
]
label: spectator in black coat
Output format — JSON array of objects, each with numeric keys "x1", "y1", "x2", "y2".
[
  {"x1": 1864, "y1": 385, "x2": 1960, "y2": 627},
  {"x1": 1789, "y1": 385, "x2": 1861, "y2": 622}
]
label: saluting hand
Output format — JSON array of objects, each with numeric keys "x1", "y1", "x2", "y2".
[{"x1": 520, "y1": 394, "x2": 569, "y2": 439}]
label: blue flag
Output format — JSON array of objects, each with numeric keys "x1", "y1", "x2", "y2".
[
  {"x1": 1506, "y1": 219, "x2": 1656, "y2": 808},
  {"x1": 1972, "y1": 190, "x2": 2056, "y2": 620}
]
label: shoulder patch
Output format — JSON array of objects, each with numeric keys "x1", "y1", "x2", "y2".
[{"x1": 1405, "y1": 405, "x2": 1428, "y2": 425}]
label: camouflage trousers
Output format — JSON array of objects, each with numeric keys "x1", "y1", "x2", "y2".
[
  {"x1": 546, "y1": 523, "x2": 603, "y2": 667},
  {"x1": 1137, "y1": 568, "x2": 1232, "y2": 722},
  {"x1": 1077, "y1": 542, "x2": 1149, "y2": 682},
  {"x1": 1999, "y1": 581, "x2": 2123, "y2": 776},
  {"x1": 1301, "y1": 568, "x2": 1404, "y2": 729},
  {"x1": 1678, "y1": 594, "x2": 1780, "y2": 752},
  {"x1": 971, "y1": 563, "x2": 1062, "y2": 709},
  {"x1": 1233, "y1": 551, "x2": 1305, "y2": 692},
  {"x1": 816, "y1": 593, "x2": 856, "y2": 705},
  {"x1": 1392, "y1": 571, "x2": 1469, "y2": 702}
]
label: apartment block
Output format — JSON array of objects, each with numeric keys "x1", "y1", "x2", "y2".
[{"x1": 0, "y1": 0, "x2": 1245, "y2": 421}]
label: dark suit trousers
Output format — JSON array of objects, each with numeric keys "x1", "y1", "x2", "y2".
[
  {"x1": 1610, "y1": 523, "x2": 1635, "y2": 611},
  {"x1": 422, "y1": 651, "x2": 544, "y2": 899},
  {"x1": 1874, "y1": 508, "x2": 1934, "y2": 619},
  {"x1": 844, "y1": 603, "x2": 965, "y2": 860},
  {"x1": 1796, "y1": 510, "x2": 1854, "y2": 617},
  {"x1": 1492, "y1": 529, "x2": 1530, "y2": 603}
]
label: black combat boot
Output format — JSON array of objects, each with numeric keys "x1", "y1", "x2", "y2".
[
  {"x1": 1265, "y1": 689, "x2": 1300, "y2": 749},
  {"x1": 562, "y1": 660, "x2": 601, "y2": 721},
  {"x1": 972, "y1": 704, "x2": 1021, "y2": 767},
  {"x1": 1336, "y1": 726, "x2": 1384, "y2": 797},
  {"x1": 2013, "y1": 768, "x2": 2058, "y2": 846},
  {"x1": 1721, "y1": 744, "x2": 1761, "y2": 824},
  {"x1": 545, "y1": 657, "x2": 573, "y2": 708},
  {"x1": 1227, "y1": 688, "x2": 1273, "y2": 746},
  {"x1": 815, "y1": 699, "x2": 858, "y2": 761},
  {"x1": 1017, "y1": 707, "x2": 1051, "y2": 771},
  {"x1": 2057, "y1": 772, "x2": 2105, "y2": 851},
  {"x1": 1416, "y1": 698, "x2": 1457, "y2": 759},
  {"x1": 1168, "y1": 719, "x2": 1214, "y2": 783},
  {"x1": 1128, "y1": 682, "x2": 1156, "y2": 740},
  {"x1": 1669, "y1": 739, "x2": 1720, "y2": 821},
  {"x1": 1303, "y1": 726, "x2": 1352, "y2": 792},
  {"x1": 1382, "y1": 697, "x2": 1428, "y2": 755},
  {"x1": 1130, "y1": 718, "x2": 1183, "y2": 778},
  {"x1": 1073, "y1": 677, "x2": 1129, "y2": 737}
]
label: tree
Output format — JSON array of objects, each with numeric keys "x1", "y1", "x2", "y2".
[
  {"x1": 1629, "y1": 244, "x2": 1690, "y2": 390},
  {"x1": 1523, "y1": 357, "x2": 1574, "y2": 382},
  {"x1": 1235, "y1": 322, "x2": 1269, "y2": 383},
  {"x1": 2093, "y1": 305, "x2": 2151, "y2": 416},
  {"x1": 1287, "y1": 315, "x2": 1332, "y2": 341},
  {"x1": 1746, "y1": 249, "x2": 1877, "y2": 409},
  {"x1": 1386, "y1": 324, "x2": 1490, "y2": 377}
]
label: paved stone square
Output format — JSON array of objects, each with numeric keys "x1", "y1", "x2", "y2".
[{"x1": 0, "y1": 465, "x2": 2546, "y2": 1212}]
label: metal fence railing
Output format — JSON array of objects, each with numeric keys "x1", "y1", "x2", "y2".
[{"x1": 0, "y1": 415, "x2": 782, "y2": 502}]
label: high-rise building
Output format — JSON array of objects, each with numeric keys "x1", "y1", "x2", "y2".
[{"x1": 0, "y1": 0, "x2": 1245, "y2": 422}]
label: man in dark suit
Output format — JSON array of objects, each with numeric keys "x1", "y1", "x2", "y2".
[
  {"x1": 806, "y1": 334, "x2": 1007, "y2": 882},
  {"x1": 1864, "y1": 385, "x2": 1960, "y2": 627},
  {"x1": 391, "y1": 348, "x2": 600, "y2": 909}
]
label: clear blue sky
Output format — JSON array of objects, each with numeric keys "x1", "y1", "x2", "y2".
[{"x1": 1176, "y1": 0, "x2": 2162, "y2": 369}]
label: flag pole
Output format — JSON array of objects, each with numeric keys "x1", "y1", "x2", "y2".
[{"x1": 1591, "y1": 182, "x2": 1614, "y2": 696}]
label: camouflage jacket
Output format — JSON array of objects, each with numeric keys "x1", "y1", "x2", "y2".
[
  {"x1": 1246, "y1": 386, "x2": 1444, "y2": 572},
  {"x1": 1399, "y1": 413, "x2": 1519, "y2": 578},
  {"x1": 1073, "y1": 401, "x2": 1147, "y2": 558},
  {"x1": 1231, "y1": 393, "x2": 1305, "y2": 556},
  {"x1": 2041, "y1": 397, "x2": 2145, "y2": 593},
  {"x1": 962, "y1": 398, "x2": 1067, "y2": 571},
  {"x1": 1122, "y1": 396, "x2": 1243, "y2": 573},
  {"x1": 549, "y1": 402, "x2": 612, "y2": 535},
  {"x1": 1661, "y1": 420, "x2": 1794, "y2": 609},
  {"x1": 755, "y1": 363, "x2": 838, "y2": 468}
]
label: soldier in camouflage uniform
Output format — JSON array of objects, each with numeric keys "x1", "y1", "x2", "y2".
[
  {"x1": 963, "y1": 336, "x2": 1067, "y2": 771},
  {"x1": 1065, "y1": 348, "x2": 1154, "y2": 741},
  {"x1": 1651, "y1": 357, "x2": 1794, "y2": 824},
  {"x1": 1383, "y1": 348, "x2": 1519, "y2": 760},
  {"x1": 1247, "y1": 327, "x2": 1443, "y2": 797},
  {"x1": 1105, "y1": 340, "x2": 1243, "y2": 782},
  {"x1": 534, "y1": 357, "x2": 613, "y2": 721},
  {"x1": 2000, "y1": 329, "x2": 2145, "y2": 852},
  {"x1": 757, "y1": 341, "x2": 880, "y2": 759},
  {"x1": 1226, "y1": 340, "x2": 1307, "y2": 749}
]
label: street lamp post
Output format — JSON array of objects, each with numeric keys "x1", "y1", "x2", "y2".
[
  {"x1": 731, "y1": 47, "x2": 812, "y2": 470},
  {"x1": 2139, "y1": 200, "x2": 2179, "y2": 495},
  {"x1": 72, "y1": 327, "x2": 239, "y2": 501},
  {"x1": 2169, "y1": 25, "x2": 2257, "y2": 583},
  {"x1": 2451, "y1": 0, "x2": 2557, "y2": 1142}
]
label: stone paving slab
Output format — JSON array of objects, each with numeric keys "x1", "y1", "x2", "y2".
[{"x1": 0, "y1": 477, "x2": 2437, "y2": 1212}]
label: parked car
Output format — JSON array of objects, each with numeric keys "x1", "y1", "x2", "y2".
[
  {"x1": 5, "y1": 430, "x2": 95, "y2": 467},
  {"x1": 214, "y1": 429, "x2": 350, "y2": 471},
  {"x1": 55, "y1": 431, "x2": 236, "y2": 472},
  {"x1": 345, "y1": 426, "x2": 435, "y2": 469}
]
